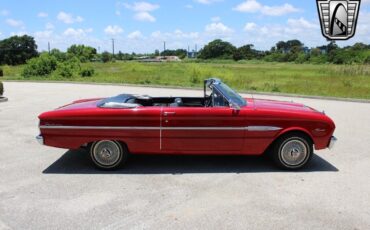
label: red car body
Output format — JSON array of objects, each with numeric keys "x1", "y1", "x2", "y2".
[{"x1": 38, "y1": 79, "x2": 336, "y2": 159}]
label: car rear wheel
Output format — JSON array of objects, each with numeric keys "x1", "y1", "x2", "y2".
[
  {"x1": 272, "y1": 134, "x2": 313, "y2": 170},
  {"x1": 90, "y1": 140, "x2": 128, "y2": 170}
]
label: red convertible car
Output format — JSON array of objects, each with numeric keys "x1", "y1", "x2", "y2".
[{"x1": 37, "y1": 78, "x2": 336, "y2": 170}]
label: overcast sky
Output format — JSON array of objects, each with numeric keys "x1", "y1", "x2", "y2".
[{"x1": 0, "y1": 0, "x2": 369, "y2": 53}]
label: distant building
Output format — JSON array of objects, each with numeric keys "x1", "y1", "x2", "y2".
[
  {"x1": 315, "y1": 45, "x2": 328, "y2": 54},
  {"x1": 187, "y1": 51, "x2": 198, "y2": 58},
  {"x1": 155, "y1": 56, "x2": 181, "y2": 62},
  {"x1": 303, "y1": 47, "x2": 310, "y2": 54}
]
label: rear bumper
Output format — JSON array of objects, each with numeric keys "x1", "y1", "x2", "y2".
[
  {"x1": 36, "y1": 135, "x2": 44, "y2": 145},
  {"x1": 328, "y1": 136, "x2": 337, "y2": 149}
]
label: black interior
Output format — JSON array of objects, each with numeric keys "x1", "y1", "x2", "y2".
[
  {"x1": 98, "y1": 94, "x2": 213, "y2": 108},
  {"x1": 133, "y1": 97, "x2": 207, "y2": 107}
]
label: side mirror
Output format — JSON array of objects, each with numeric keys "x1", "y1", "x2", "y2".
[{"x1": 230, "y1": 101, "x2": 240, "y2": 111}]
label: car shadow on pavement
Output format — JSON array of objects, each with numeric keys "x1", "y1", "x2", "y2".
[{"x1": 42, "y1": 149, "x2": 338, "y2": 174}]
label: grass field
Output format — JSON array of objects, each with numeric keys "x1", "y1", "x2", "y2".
[{"x1": 2, "y1": 60, "x2": 370, "y2": 99}]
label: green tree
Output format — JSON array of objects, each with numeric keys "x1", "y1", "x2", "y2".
[
  {"x1": 101, "y1": 51, "x2": 112, "y2": 63},
  {"x1": 198, "y1": 39, "x2": 236, "y2": 59},
  {"x1": 232, "y1": 49, "x2": 243, "y2": 61},
  {"x1": 237, "y1": 44, "x2": 259, "y2": 60},
  {"x1": 0, "y1": 35, "x2": 38, "y2": 65},
  {"x1": 50, "y1": 48, "x2": 67, "y2": 62},
  {"x1": 67, "y1": 44, "x2": 97, "y2": 62},
  {"x1": 161, "y1": 49, "x2": 187, "y2": 59}
]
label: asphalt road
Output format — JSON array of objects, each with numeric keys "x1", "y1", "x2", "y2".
[{"x1": 0, "y1": 82, "x2": 369, "y2": 230}]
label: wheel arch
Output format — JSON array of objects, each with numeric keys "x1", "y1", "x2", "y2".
[
  {"x1": 264, "y1": 127, "x2": 314, "y2": 154},
  {"x1": 278, "y1": 127, "x2": 314, "y2": 144},
  {"x1": 83, "y1": 139, "x2": 130, "y2": 153}
]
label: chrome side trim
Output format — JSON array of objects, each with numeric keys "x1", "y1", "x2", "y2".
[
  {"x1": 39, "y1": 125, "x2": 159, "y2": 130},
  {"x1": 36, "y1": 135, "x2": 44, "y2": 145},
  {"x1": 165, "y1": 127, "x2": 246, "y2": 131},
  {"x1": 39, "y1": 125, "x2": 282, "y2": 131},
  {"x1": 246, "y1": 126, "x2": 283, "y2": 131}
]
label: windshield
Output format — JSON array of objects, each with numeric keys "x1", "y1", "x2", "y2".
[{"x1": 215, "y1": 83, "x2": 247, "y2": 107}]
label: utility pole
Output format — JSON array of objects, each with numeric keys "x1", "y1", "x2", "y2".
[
  {"x1": 111, "y1": 39, "x2": 115, "y2": 57},
  {"x1": 163, "y1": 41, "x2": 166, "y2": 54},
  {"x1": 48, "y1": 42, "x2": 50, "y2": 54},
  {"x1": 195, "y1": 44, "x2": 198, "y2": 58}
]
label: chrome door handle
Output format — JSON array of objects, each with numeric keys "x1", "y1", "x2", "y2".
[{"x1": 164, "y1": 112, "x2": 176, "y2": 116}]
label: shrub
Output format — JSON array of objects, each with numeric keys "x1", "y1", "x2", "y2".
[
  {"x1": 22, "y1": 54, "x2": 58, "y2": 78},
  {"x1": 80, "y1": 67, "x2": 95, "y2": 77},
  {"x1": 0, "y1": 68, "x2": 3, "y2": 77},
  {"x1": 0, "y1": 81, "x2": 3, "y2": 95},
  {"x1": 364, "y1": 56, "x2": 370, "y2": 65},
  {"x1": 54, "y1": 57, "x2": 81, "y2": 78},
  {"x1": 101, "y1": 51, "x2": 112, "y2": 63}
]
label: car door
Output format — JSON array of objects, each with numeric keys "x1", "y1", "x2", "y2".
[{"x1": 161, "y1": 106, "x2": 246, "y2": 153}]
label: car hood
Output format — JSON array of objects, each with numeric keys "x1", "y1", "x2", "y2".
[{"x1": 252, "y1": 98, "x2": 319, "y2": 113}]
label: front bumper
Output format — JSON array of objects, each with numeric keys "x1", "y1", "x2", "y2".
[
  {"x1": 328, "y1": 136, "x2": 337, "y2": 149},
  {"x1": 36, "y1": 135, "x2": 44, "y2": 145}
]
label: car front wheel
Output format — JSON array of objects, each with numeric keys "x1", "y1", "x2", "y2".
[
  {"x1": 90, "y1": 140, "x2": 128, "y2": 170},
  {"x1": 272, "y1": 134, "x2": 313, "y2": 170}
]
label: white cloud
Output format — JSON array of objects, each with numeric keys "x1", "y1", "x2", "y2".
[
  {"x1": 261, "y1": 4, "x2": 300, "y2": 16},
  {"x1": 134, "y1": 11, "x2": 156, "y2": 22},
  {"x1": 104, "y1": 25, "x2": 124, "y2": 35},
  {"x1": 45, "y1": 22, "x2": 54, "y2": 30},
  {"x1": 205, "y1": 22, "x2": 234, "y2": 35},
  {"x1": 6, "y1": 18, "x2": 24, "y2": 27},
  {"x1": 123, "y1": 2, "x2": 159, "y2": 11},
  {"x1": 195, "y1": 0, "x2": 222, "y2": 4},
  {"x1": 34, "y1": 30, "x2": 53, "y2": 39},
  {"x1": 287, "y1": 18, "x2": 317, "y2": 30},
  {"x1": 233, "y1": 0, "x2": 300, "y2": 16},
  {"x1": 63, "y1": 28, "x2": 92, "y2": 37},
  {"x1": 150, "y1": 30, "x2": 199, "y2": 40},
  {"x1": 123, "y1": 2, "x2": 159, "y2": 22},
  {"x1": 185, "y1": 4, "x2": 193, "y2": 9},
  {"x1": 57, "y1": 11, "x2": 84, "y2": 24},
  {"x1": 127, "y1": 30, "x2": 144, "y2": 39},
  {"x1": 1, "y1": 10, "x2": 10, "y2": 16},
  {"x1": 37, "y1": 12, "x2": 48, "y2": 18},
  {"x1": 244, "y1": 22, "x2": 257, "y2": 31},
  {"x1": 174, "y1": 29, "x2": 199, "y2": 39},
  {"x1": 233, "y1": 0, "x2": 261, "y2": 12}
]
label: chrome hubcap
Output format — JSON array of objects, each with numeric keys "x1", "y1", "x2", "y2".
[
  {"x1": 281, "y1": 139, "x2": 307, "y2": 166},
  {"x1": 93, "y1": 141, "x2": 121, "y2": 166}
]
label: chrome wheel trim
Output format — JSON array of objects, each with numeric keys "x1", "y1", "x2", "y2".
[
  {"x1": 280, "y1": 139, "x2": 308, "y2": 167},
  {"x1": 92, "y1": 140, "x2": 122, "y2": 167}
]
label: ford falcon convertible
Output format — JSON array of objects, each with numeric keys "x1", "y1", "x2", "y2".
[{"x1": 37, "y1": 78, "x2": 336, "y2": 170}]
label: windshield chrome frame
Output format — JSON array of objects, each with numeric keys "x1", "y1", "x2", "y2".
[{"x1": 204, "y1": 78, "x2": 247, "y2": 107}]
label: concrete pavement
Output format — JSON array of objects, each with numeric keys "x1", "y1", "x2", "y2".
[{"x1": 0, "y1": 82, "x2": 369, "y2": 229}]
